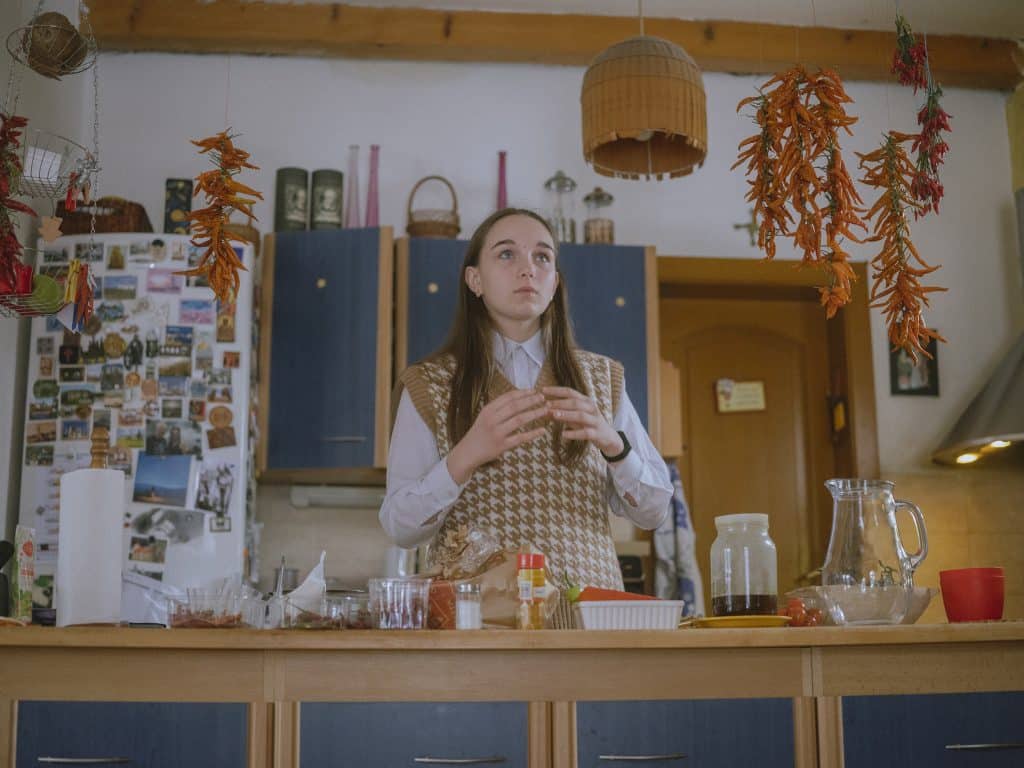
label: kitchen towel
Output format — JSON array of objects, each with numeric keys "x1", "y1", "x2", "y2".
[
  {"x1": 653, "y1": 459, "x2": 705, "y2": 616},
  {"x1": 56, "y1": 468, "x2": 126, "y2": 626}
]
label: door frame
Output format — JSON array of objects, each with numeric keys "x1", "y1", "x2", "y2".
[{"x1": 657, "y1": 255, "x2": 880, "y2": 482}]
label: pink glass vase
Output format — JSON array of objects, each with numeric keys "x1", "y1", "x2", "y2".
[
  {"x1": 344, "y1": 144, "x2": 361, "y2": 229},
  {"x1": 497, "y1": 150, "x2": 508, "y2": 210},
  {"x1": 365, "y1": 144, "x2": 380, "y2": 227}
]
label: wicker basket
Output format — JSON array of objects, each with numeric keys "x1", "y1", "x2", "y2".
[
  {"x1": 406, "y1": 175, "x2": 460, "y2": 238},
  {"x1": 56, "y1": 196, "x2": 153, "y2": 235}
]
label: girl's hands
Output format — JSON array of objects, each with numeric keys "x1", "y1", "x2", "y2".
[
  {"x1": 541, "y1": 386, "x2": 623, "y2": 458},
  {"x1": 446, "y1": 389, "x2": 549, "y2": 484}
]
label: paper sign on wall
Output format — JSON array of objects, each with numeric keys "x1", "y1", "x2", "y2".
[{"x1": 715, "y1": 379, "x2": 766, "y2": 413}]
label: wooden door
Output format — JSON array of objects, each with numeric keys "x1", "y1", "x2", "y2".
[{"x1": 661, "y1": 290, "x2": 836, "y2": 604}]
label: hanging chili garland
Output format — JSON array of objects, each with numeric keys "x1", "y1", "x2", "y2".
[
  {"x1": 891, "y1": 13, "x2": 928, "y2": 92},
  {"x1": 733, "y1": 66, "x2": 866, "y2": 317},
  {"x1": 910, "y1": 82, "x2": 952, "y2": 217},
  {"x1": 179, "y1": 130, "x2": 262, "y2": 303},
  {"x1": 0, "y1": 113, "x2": 37, "y2": 291},
  {"x1": 891, "y1": 12, "x2": 952, "y2": 218},
  {"x1": 857, "y1": 132, "x2": 946, "y2": 361}
]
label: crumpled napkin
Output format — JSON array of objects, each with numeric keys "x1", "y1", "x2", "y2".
[{"x1": 285, "y1": 551, "x2": 327, "y2": 620}]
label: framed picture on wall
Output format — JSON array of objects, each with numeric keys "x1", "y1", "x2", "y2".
[{"x1": 889, "y1": 335, "x2": 939, "y2": 396}]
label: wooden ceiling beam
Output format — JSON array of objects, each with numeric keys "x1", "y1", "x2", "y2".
[{"x1": 87, "y1": 0, "x2": 1022, "y2": 90}]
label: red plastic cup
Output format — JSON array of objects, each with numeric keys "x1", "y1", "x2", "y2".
[{"x1": 939, "y1": 567, "x2": 1005, "y2": 622}]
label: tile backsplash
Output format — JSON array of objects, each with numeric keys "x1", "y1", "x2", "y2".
[
  {"x1": 253, "y1": 485, "x2": 394, "y2": 593},
  {"x1": 256, "y1": 468, "x2": 1021, "y2": 624},
  {"x1": 889, "y1": 468, "x2": 1023, "y2": 623}
]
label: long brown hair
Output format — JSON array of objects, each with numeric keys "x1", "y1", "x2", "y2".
[{"x1": 431, "y1": 207, "x2": 590, "y2": 466}]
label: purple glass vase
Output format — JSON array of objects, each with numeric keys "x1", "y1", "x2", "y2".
[
  {"x1": 344, "y1": 144, "x2": 361, "y2": 229},
  {"x1": 497, "y1": 150, "x2": 508, "y2": 210},
  {"x1": 365, "y1": 144, "x2": 380, "y2": 227}
]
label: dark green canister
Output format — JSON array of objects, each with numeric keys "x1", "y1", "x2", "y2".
[
  {"x1": 274, "y1": 167, "x2": 309, "y2": 231},
  {"x1": 311, "y1": 169, "x2": 344, "y2": 229}
]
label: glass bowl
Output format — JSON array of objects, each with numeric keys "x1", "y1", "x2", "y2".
[
  {"x1": 284, "y1": 595, "x2": 348, "y2": 630},
  {"x1": 168, "y1": 590, "x2": 244, "y2": 628},
  {"x1": 368, "y1": 577, "x2": 431, "y2": 629}
]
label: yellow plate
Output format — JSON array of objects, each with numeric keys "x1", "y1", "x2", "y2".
[{"x1": 694, "y1": 615, "x2": 792, "y2": 629}]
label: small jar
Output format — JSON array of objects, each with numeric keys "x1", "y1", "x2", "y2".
[
  {"x1": 455, "y1": 582, "x2": 482, "y2": 630},
  {"x1": 710, "y1": 513, "x2": 778, "y2": 616}
]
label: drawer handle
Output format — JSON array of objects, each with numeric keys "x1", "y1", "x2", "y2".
[
  {"x1": 945, "y1": 743, "x2": 1024, "y2": 751},
  {"x1": 38, "y1": 759, "x2": 132, "y2": 765},
  {"x1": 413, "y1": 758, "x2": 506, "y2": 765},
  {"x1": 599, "y1": 755, "x2": 687, "y2": 762},
  {"x1": 320, "y1": 436, "x2": 367, "y2": 443}
]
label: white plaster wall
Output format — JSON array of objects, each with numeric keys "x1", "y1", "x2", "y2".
[
  {"x1": 0, "y1": 0, "x2": 89, "y2": 538},
  {"x1": 86, "y1": 52, "x2": 1021, "y2": 471}
]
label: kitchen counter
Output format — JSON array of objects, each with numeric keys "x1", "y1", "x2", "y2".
[{"x1": 2, "y1": 623, "x2": 1023, "y2": 768}]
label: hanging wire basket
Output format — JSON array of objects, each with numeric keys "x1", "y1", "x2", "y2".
[
  {"x1": 16, "y1": 128, "x2": 95, "y2": 199},
  {"x1": 6, "y1": 9, "x2": 97, "y2": 81},
  {"x1": 0, "y1": 248, "x2": 64, "y2": 318},
  {"x1": 0, "y1": 272, "x2": 66, "y2": 318}
]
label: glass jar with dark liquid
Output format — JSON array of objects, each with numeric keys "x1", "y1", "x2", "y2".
[{"x1": 710, "y1": 513, "x2": 778, "y2": 616}]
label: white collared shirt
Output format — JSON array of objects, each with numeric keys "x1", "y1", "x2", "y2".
[{"x1": 379, "y1": 331, "x2": 673, "y2": 548}]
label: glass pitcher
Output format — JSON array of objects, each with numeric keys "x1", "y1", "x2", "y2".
[{"x1": 821, "y1": 479, "x2": 928, "y2": 625}]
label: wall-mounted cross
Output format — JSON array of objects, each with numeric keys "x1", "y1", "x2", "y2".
[{"x1": 732, "y1": 208, "x2": 759, "y2": 247}]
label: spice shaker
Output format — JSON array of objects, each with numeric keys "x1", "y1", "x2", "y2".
[{"x1": 455, "y1": 582, "x2": 482, "y2": 630}]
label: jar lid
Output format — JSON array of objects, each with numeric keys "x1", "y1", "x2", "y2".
[
  {"x1": 456, "y1": 582, "x2": 481, "y2": 595},
  {"x1": 544, "y1": 170, "x2": 577, "y2": 192},
  {"x1": 583, "y1": 186, "x2": 614, "y2": 206},
  {"x1": 714, "y1": 513, "x2": 769, "y2": 528}
]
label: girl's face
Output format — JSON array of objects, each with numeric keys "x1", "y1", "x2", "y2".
[{"x1": 465, "y1": 214, "x2": 558, "y2": 339}]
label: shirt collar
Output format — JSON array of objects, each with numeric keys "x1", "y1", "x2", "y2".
[{"x1": 492, "y1": 329, "x2": 545, "y2": 367}]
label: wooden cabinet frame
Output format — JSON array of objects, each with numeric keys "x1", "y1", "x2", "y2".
[{"x1": 3, "y1": 625, "x2": 1021, "y2": 768}]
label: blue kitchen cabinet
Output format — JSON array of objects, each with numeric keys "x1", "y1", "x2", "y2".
[
  {"x1": 577, "y1": 699, "x2": 794, "y2": 767},
  {"x1": 843, "y1": 692, "x2": 1024, "y2": 768},
  {"x1": 300, "y1": 702, "x2": 528, "y2": 767},
  {"x1": 260, "y1": 228, "x2": 393, "y2": 480},
  {"x1": 16, "y1": 701, "x2": 247, "y2": 768},
  {"x1": 396, "y1": 238, "x2": 654, "y2": 429}
]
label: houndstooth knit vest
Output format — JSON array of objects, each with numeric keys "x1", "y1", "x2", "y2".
[{"x1": 400, "y1": 350, "x2": 626, "y2": 590}]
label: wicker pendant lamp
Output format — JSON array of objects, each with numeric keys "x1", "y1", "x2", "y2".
[{"x1": 581, "y1": 7, "x2": 707, "y2": 180}]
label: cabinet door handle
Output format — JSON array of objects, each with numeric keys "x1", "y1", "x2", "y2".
[
  {"x1": 320, "y1": 436, "x2": 367, "y2": 443},
  {"x1": 413, "y1": 758, "x2": 506, "y2": 765},
  {"x1": 598, "y1": 754, "x2": 687, "y2": 762},
  {"x1": 38, "y1": 759, "x2": 132, "y2": 764},
  {"x1": 945, "y1": 743, "x2": 1024, "y2": 751}
]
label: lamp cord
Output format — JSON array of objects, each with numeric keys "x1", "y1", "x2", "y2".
[{"x1": 638, "y1": 0, "x2": 644, "y2": 35}]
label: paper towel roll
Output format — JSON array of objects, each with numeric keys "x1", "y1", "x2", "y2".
[{"x1": 57, "y1": 468, "x2": 126, "y2": 626}]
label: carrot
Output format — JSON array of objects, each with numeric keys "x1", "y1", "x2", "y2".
[{"x1": 576, "y1": 587, "x2": 657, "y2": 602}]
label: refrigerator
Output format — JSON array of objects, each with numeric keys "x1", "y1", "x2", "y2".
[{"x1": 17, "y1": 233, "x2": 255, "y2": 620}]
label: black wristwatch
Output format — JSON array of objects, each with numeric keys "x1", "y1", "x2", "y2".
[{"x1": 601, "y1": 430, "x2": 631, "y2": 463}]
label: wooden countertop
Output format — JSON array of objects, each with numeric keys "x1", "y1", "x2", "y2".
[
  {"x1": 1, "y1": 621, "x2": 1022, "y2": 650},
  {"x1": 2, "y1": 622, "x2": 1021, "y2": 707}
]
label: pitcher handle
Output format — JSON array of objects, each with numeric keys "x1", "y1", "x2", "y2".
[{"x1": 896, "y1": 500, "x2": 928, "y2": 574}]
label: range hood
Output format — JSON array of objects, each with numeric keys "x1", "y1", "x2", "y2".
[{"x1": 932, "y1": 188, "x2": 1024, "y2": 466}]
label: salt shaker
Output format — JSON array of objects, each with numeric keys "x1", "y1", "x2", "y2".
[{"x1": 455, "y1": 582, "x2": 482, "y2": 630}]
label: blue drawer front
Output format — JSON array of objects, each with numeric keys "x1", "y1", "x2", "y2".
[
  {"x1": 268, "y1": 228, "x2": 382, "y2": 469},
  {"x1": 16, "y1": 702, "x2": 247, "y2": 768},
  {"x1": 844, "y1": 692, "x2": 1024, "y2": 768},
  {"x1": 578, "y1": 699, "x2": 793, "y2": 767},
  {"x1": 301, "y1": 702, "x2": 528, "y2": 767}
]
